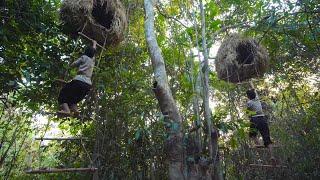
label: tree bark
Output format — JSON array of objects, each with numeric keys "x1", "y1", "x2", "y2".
[
  {"x1": 144, "y1": 0, "x2": 184, "y2": 179},
  {"x1": 199, "y1": 1, "x2": 223, "y2": 180},
  {"x1": 199, "y1": 0, "x2": 213, "y2": 159},
  {"x1": 187, "y1": 51, "x2": 202, "y2": 154},
  {"x1": 191, "y1": 10, "x2": 204, "y2": 160}
]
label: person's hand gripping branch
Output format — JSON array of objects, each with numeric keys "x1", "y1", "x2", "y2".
[{"x1": 92, "y1": 40, "x2": 97, "y2": 50}]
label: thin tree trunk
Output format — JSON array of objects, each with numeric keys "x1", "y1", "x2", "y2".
[
  {"x1": 199, "y1": 0, "x2": 213, "y2": 158},
  {"x1": 144, "y1": 0, "x2": 184, "y2": 179},
  {"x1": 0, "y1": 124, "x2": 22, "y2": 167},
  {"x1": 192, "y1": 80, "x2": 202, "y2": 154},
  {"x1": 186, "y1": 51, "x2": 202, "y2": 180},
  {"x1": 191, "y1": 10, "x2": 205, "y2": 160},
  {"x1": 92, "y1": 88, "x2": 102, "y2": 180},
  {"x1": 188, "y1": 51, "x2": 202, "y2": 154},
  {"x1": 4, "y1": 132, "x2": 27, "y2": 179},
  {"x1": 198, "y1": 1, "x2": 223, "y2": 180}
]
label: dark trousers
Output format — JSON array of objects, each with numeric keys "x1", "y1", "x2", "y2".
[
  {"x1": 249, "y1": 116, "x2": 272, "y2": 147},
  {"x1": 58, "y1": 80, "x2": 91, "y2": 105}
]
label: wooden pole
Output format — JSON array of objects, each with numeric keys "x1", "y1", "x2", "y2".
[
  {"x1": 249, "y1": 80, "x2": 255, "y2": 89},
  {"x1": 78, "y1": 32, "x2": 106, "y2": 50},
  {"x1": 249, "y1": 145, "x2": 280, "y2": 149},
  {"x1": 25, "y1": 167, "x2": 98, "y2": 174},
  {"x1": 34, "y1": 137, "x2": 88, "y2": 141},
  {"x1": 249, "y1": 164, "x2": 287, "y2": 168}
]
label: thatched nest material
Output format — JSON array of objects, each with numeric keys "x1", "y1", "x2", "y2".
[
  {"x1": 215, "y1": 34, "x2": 269, "y2": 83},
  {"x1": 60, "y1": 0, "x2": 127, "y2": 46}
]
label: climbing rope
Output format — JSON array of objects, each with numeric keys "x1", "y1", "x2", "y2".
[
  {"x1": 27, "y1": 115, "x2": 96, "y2": 174},
  {"x1": 37, "y1": 117, "x2": 52, "y2": 169}
]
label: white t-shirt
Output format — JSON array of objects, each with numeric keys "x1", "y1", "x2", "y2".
[
  {"x1": 73, "y1": 55, "x2": 95, "y2": 85},
  {"x1": 247, "y1": 98, "x2": 264, "y2": 117}
]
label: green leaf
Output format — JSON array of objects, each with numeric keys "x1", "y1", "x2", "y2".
[
  {"x1": 210, "y1": 20, "x2": 221, "y2": 31},
  {"x1": 135, "y1": 130, "x2": 141, "y2": 140},
  {"x1": 230, "y1": 136, "x2": 238, "y2": 149}
]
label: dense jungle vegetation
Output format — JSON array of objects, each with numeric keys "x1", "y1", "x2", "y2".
[{"x1": 0, "y1": 0, "x2": 319, "y2": 179}]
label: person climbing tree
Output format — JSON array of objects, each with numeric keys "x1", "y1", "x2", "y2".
[
  {"x1": 246, "y1": 89, "x2": 275, "y2": 160},
  {"x1": 57, "y1": 40, "x2": 97, "y2": 117}
]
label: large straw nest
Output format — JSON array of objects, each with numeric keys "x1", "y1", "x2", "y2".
[
  {"x1": 215, "y1": 34, "x2": 269, "y2": 83},
  {"x1": 60, "y1": 0, "x2": 127, "y2": 46}
]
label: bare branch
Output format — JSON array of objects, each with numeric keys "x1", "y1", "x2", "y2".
[{"x1": 155, "y1": 5, "x2": 189, "y2": 29}]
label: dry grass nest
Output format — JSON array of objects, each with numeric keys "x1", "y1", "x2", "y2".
[
  {"x1": 215, "y1": 34, "x2": 269, "y2": 83},
  {"x1": 60, "y1": 0, "x2": 127, "y2": 47}
]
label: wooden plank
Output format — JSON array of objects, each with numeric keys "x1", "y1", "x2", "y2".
[
  {"x1": 249, "y1": 164, "x2": 287, "y2": 168},
  {"x1": 39, "y1": 111, "x2": 91, "y2": 121},
  {"x1": 250, "y1": 145, "x2": 280, "y2": 149},
  {"x1": 25, "y1": 167, "x2": 98, "y2": 174},
  {"x1": 35, "y1": 137, "x2": 88, "y2": 141},
  {"x1": 40, "y1": 111, "x2": 71, "y2": 117}
]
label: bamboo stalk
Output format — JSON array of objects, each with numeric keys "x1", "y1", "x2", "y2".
[
  {"x1": 78, "y1": 32, "x2": 106, "y2": 50},
  {"x1": 34, "y1": 137, "x2": 88, "y2": 141},
  {"x1": 250, "y1": 145, "x2": 280, "y2": 149},
  {"x1": 25, "y1": 167, "x2": 98, "y2": 174}
]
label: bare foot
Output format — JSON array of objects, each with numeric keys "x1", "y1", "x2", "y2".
[
  {"x1": 71, "y1": 109, "x2": 80, "y2": 115},
  {"x1": 73, "y1": 111, "x2": 80, "y2": 117},
  {"x1": 57, "y1": 111, "x2": 71, "y2": 118},
  {"x1": 69, "y1": 104, "x2": 79, "y2": 115},
  {"x1": 72, "y1": 112, "x2": 81, "y2": 119}
]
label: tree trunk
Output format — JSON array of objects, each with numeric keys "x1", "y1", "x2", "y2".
[
  {"x1": 188, "y1": 51, "x2": 202, "y2": 154},
  {"x1": 199, "y1": 0, "x2": 213, "y2": 159},
  {"x1": 144, "y1": 0, "x2": 184, "y2": 179},
  {"x1": 199, "y1": 1, "x2": 223, "y2": 180}
]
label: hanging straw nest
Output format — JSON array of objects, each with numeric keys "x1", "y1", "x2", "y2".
[
  {"x1": 215, "y1": 34, "x2": 269, "y2": 83},
  {"x1": 60, "y1": 0, "x2": 127, "y2": 47}
]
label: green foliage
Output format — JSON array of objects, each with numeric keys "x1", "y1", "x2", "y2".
[{"x1": 0, "y1": 0, "x2": 319, "y2": 179}]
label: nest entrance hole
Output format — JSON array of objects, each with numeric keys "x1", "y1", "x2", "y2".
[
  {"x1": 92, "y1": 2, "x2": 114, "y2": 29},
  {"x1": 236, "y1": 42, "x2": 255, "y2": 65}
]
